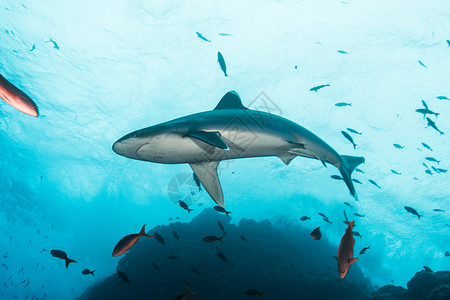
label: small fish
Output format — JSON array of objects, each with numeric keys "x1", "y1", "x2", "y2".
[
  {"x1": 196, "y1": 32, "x2": 210, "y2": 42},
  {"x1": 153, "y1": 233, "x2": 166, "y2": 245},
  {"x1": 445, "y1": 251, "x2": 450, "y2": 257},
  {"x1": 193, "y1": 173, "x2": 201, "y2": 191},
  {"x1": 216, "y1": 251, "x2": 230, "y2": 262},
  {"x1": 359, "y1": 246, "x2": 371, "y2": 255},
  {"x1": 353, "y1": 213, "x2": 365, "y2": 217},
  {"x1": 318, "y1": 212, "x2": 327, "y2": 218},
  {"x1": 300, "y1": 216, "x2": 311, "y2": 221},
  {"x1": 168, "y1": 255, "x2": 179, "y2": 260},
  {"x1": 45, "y1": 38, "x2": 60, "y2": 50},
  {"x1": 241, "y1": 235, "x2": 248, "y2": 242},
  {"x1": 40, "y1": 248, "x2": 47, "y2": 253},
  {"x1": 81, "y1": 269, "x2": 95, "y2": 276},
  {"x1": 218, "y1": 33, "x2": 233, "y2": 37},
  {"x1": 310, "y1": 84, "x2": 330, "y2": 92},
  {"x1": 335, "y1": 102, "x2": 351, "y2": 107},
  {"x1": 368, "y1": 179, "x2": 381, "y2": 188},
  {"x1": 416, "y1": 108, "x2": 439, "y2": 118},
  {"x1": 337, "y1": 50, "x2": 348, "y2": 54},
  {"x1": 112, "y1": 224, "x2": 152, "y2": 257},
  {"x1": 433, "y1": 209, "x2": 444, "y2": 212},
  {"x1": 341, "y1": 131, "x2": 357, "y2": 149},
  {"x1": 418, "y1": 60, "x2": 427, "y2": 68},
  {"x1": 423, "y1": 266, "x2": 433, "y2": 273},
  {"x1": 244, "y1": 289, "x2": 265, "y2": 297},
  {"x1": 352, "y1": 231, "x2": 362, "y2": 238},
  {"x1": 152, "y1": 263, "x2": 160, "y2": 271},
  {"x1": 447, "y1": 40, "x2": 450, "y2": 47},
  {"x1": 179, "y1": 200, "x2": 193, "y2": 213},
  {"x1": 422, "y1": 162, "x2": 429, "y2": 170},
  {"x1": 116, "y1": 270, "x2": 130, "y2": 286},
  {"x1": 404, "y1": 206, "x2": 422, "y2": 219},
  {"x1": 0, "y1": 74, "x2": 39, "y2": 117},
  {"x1": 390, "y1": 170, "x2": 401, "y2": 175},
  {"x1": 331, "y1": 175, "x2": 343, "y2": 180},
  {"x1": 426, "y1": 117, "x2": 444, "y2": 135},
  {"x1": 393, "y1": 144, "x2": 404, "y2": 149},
  {"x1": 203, "y1": 235, "x2": 225, "y2": 243},
  {"x1": 172, "y1": 231, "x2": 180, "y2": 240},
  {"x1": 425, "y1": 169, "x2": 432, "y2": 175},
  {"x1": 337, "y1": 211, "x2": 358, "y2": 279},
  {"x1": 214, "y1": 206, "x2": 231, "y2": 216},
  {"x1": 190, "y1": 268, "x2": 201, "y2": 275},
  {"x1": 29, "y1": 44, "x2": 35, "y2": 52},
  {"x1": 421, "y1": 143, "x2": 432, "y2": 151},
  {"x1": 50, "y1": 250, "x2": 77, "y2": 269},
  {"x1": 346, "y1": 128, "x2": 362, "y2": 135},
  {"x1": 355, "y1": 168, "x2": 364, "y2": 173},
  {"x1": 436, "y1": 168, "x2": 447, "y2": 173},
  {"x1": 217, "y1": 221, "x2": 226, "y2": 234},
  {"x1": 174, "y1": 284, "x2": 196, "y2": 300},
  {"x1": 1, "y1": 264, "x2": 7, "y2": 270},
  {"x1": 169, "y1": 217, "x2": 173, "y2": 221},
  {"x1": 323, "y1": 217, "x2": 333, "y2": 224},
  {"x1": 436, "y1": 95, "x2": 449, "y2": 100},
  {"x1": 344, "y1": 202, "x2": 354, "y2": 209},
  {"x1": 425, "y1": 157, "x2": 440, "y2": 164},
  {"x1": 217, "y1": 51, "x2": 228, "y2": 77},
  {"x1": 310, "y1": 227, "x2": 322, "y2": 240}
]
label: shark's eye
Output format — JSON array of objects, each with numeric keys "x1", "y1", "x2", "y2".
[{"x1": 132, "y1": 134, "x2": 137, "y2": 138}]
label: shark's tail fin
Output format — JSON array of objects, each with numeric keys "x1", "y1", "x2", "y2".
[{"x1": 339, "y1": 155, "x2": 365, "y2": 201}]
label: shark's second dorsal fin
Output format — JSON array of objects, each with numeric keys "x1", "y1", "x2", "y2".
[{"x1": 214, "y1": 91, "x2": 247, "y2": 110}]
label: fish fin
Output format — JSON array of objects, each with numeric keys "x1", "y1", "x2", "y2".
[
  {"x1": 278, "y1": 153, "x2": 297, "y2": 165},
  {"x1": 186, "y1": 131, "x2": 229, "y2": 150},
  {"x1": 214, "y1": 91, "x2": 247, "y2": 110},
  {"x1": 139, "y1": 224, "x2": 152, "y2": 238},
  {"x1": 190, "y1": 161, "x2": 224, "y2": 207},
  {"x1": 339, "y1": 155, "x2": 365, "y2": 200},
  {"x1": 348, "y1": 257, "x2": 358, "y2": 265},
  {"x1": 422, "y1": 100, "x2": 428, "y2": 109},
  {"x1": 65, "y1": 258, "x2": 77, "y2": 269},
  {"x1": 332, "y1": 256, "x2": 338, "y2": 261}
]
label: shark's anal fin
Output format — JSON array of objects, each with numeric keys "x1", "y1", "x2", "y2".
[
  {"x1": 186, "y1": 131, "x2": 229, "y2": 150},
  {"x1": 190, "y1": 161, "x2": 224, "y2": 207}
]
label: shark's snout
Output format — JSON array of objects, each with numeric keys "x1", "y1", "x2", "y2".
[{"x1": 112, "y1": 132, "x2": 142, "y2": 159}]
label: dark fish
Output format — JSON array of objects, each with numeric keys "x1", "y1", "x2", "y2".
[
  {"x1": 404, "y1": 206, "x2": 422, "y2": 219},
  {"x1": 50, "y1": 250, "x2": 76, "y2": 269},
  {"x1": 331, "y1": 175, "x2": 343, "y2": 180},
  {"x1": 29, "y1": 44, "x2": 35, "y2": 52},
  {"x1": 390, "y1": 170, "x2": 401, "y2": 175},
  {"x1": 436, "y1": 95, "x2": 449, "y2": 100},
  {"x1": 217, "y1": 221, "x2": 226, "y2": 234},
  {"x1": 244, "y1": 289, "x2": 265, "y2": 297},
  {"x1": 425, "y1": 169, "x2": 432, "y2": 175},
  {"x1": 423, "y1": 266, "x2": 433, "y2": 273},
  {"x1": 353, "y1": 213, "x2": 365, "y2": 217},
  {"x1": 116, "y1": 270, "x2": 130, "y2": 285},
  {"x1": 40, "y1": 248, "x2": 47, "y2": 253},
  {"x1": 241, "y1": 235, "x2": 248, "y2": 242},
  {"x1": 190, "y1": 268, "x2": 201, "y2": 275},
  {"x1": 436, "y1": 168, "x2": 447, "y2": 173},
  {"x1": 335, "y1": 102, "x2": 351, "y2": 107},
  {"x1": 217, "y1": 51, "x2": 228, "y2": 77},
  {"x1": 445, "y1": 251, "x2": 450, "y2": 257},
  {"x1": 393, "y1": 144, "x2": 404, "y2": 149},
  {"x1": 433, "y1": 209, "x2": 444, "y2": 212},
  {"x1": 173, "y1": 284, "x2": 196, "y2": 300},
  {"x1": 46, "y1": 38, "x2": 59, "y2": 50},
  {"x1": 112, "y1": 225, "x2": 152, "y2": 257},
  {"x1": 169, "y1": 217, "x2": 173, "y2": 221},
  {"x1": 422, "y1": 162, "x2": 430, "y2": 170},
  {"x1": 344, "y1": 202, "x2": 353, "y2": 209},
  {"x1": 216, "y1": 251, "x2": 230, "y2": 262},
  {"x1": 179, "y1": 200, "x2": 193, "y2": 213},
  {"x1": 359, "y1": 246, "x2": 371, "y2": 255},
  {"x1": 193, "y1": 173, "x2": 201, "y2": 191},
  {"x1": 172, "y1": 231, "x2": 180, "y2": 240},
  {"x1": 318, "y1": 212, "x2": 327, "y2": 218},
  {"x1": 196, "y1": 32, "x2": 210, "y2": 42},
  {"x1": 426, "y1": 117, "x2": 444, "y2": 135},
  {"x1": 425, "y1": 157, "x2": 440, "y2": 164},
  {"x1": 214, "y1": 206, "x2": 231, "y2": 216},
  {"x1": 152, "y1": 263, "x2": 160, "y2": 271},
  {"x1": 416, "y1": 108, "x2": 439, "y2": 118},
  {"x1": 203, "y1": 235, "x2": 225, "y2": 243},
  {"x1": 341, "y1": 131, "x2": 356, "y2": 149},
  {"x1": 346, "y1": 128, "x2": 362, "y2": 135},
  {"x1": 310, "y1": 227, "x2": 322, "y2": 240},
  {"x1": 81, "y1": 269, "x2": 95, "y2": 276},
  {"x1": 300, "y1": 216, "x2": 311, "y2": 221},
  {"x1": 310, "y1": 84, "x2": 330, "y2": 92},
  {"x1": 418, "y1": 60, "x2": 427, "y2": 68},
  {"x1": 368, "y1": 179, "x2": 381, "y2": 188},
  {"x1": 355, "y1": 168, "x2": 364, "y2": 173},
  {"x1": 168, "y1": 255, "x2": 179, "y2": 260},
  {"x1": 447, "y1": 40, "x2": 450, "y2": 47},
  {"x1": 218, "y1": 33, "x2": 233, "y2": 37},
  {"x1": 352, "y1": 231, "x2": 362, "y2": 238},
  {"x1": 323, "y1": 217, "x2": 333, "y2": 224},
  {"x1": 352, "y1": 178, "x2": 362, "y2": 184},
  {"x1": 337, "y1": 50, "x2": 348, "y2": 54},
  {"x1": 153, "y1": 233, "x2": 166, "y2": 245},
  {"x1": 1, "y1": 264, "x2": 7, "y2": 270}
]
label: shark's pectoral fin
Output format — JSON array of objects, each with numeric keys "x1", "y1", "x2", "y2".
[
  {"x1": 186, "y1": 131, "x2": 229, "y2": 150},
  {"x1": 190, "y1": 161, "x2": 224, "y2": 207},
  {"x1": 278, "y1": 153, "x2": 297, "y2": 165}
]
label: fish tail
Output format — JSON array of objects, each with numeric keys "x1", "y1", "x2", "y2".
[
  {"x1": 185, "y1": 285, "x2": 196, "y2": 296},
  {"x1": 339, "y1": 155, "x2": 365, "y2": 200},
  {"x1": 219, "y1": 235, "x2": 225, "y2": 243},
  {"x1": 226, "y1": 212, "x2": 231, "y2": 217},
  {"x1": 65, "y1": 258, "x2": 77, "y2": 269},
  {"x1": 188, "y1": 208, "x2": 193, "y2": 213},
  {"x1": 91, "y1": 270, "x2": 96, "y2": 276},
  {"x1": 418, "y1": 214, "x2": 422, "y2": 219},
  {"x1": 139, "y1": 224, "x2": 152, "y2": 238}
]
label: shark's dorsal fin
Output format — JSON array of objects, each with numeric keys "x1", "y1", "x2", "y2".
[
  {"x1": 214, "y1": 91, "x2": 247, "y2": 110},
  {"x1": 186, "y1": 131, "x2": 229, "y2": 150},
  {"x1": 190, "y1": 161, "x2": 224, "y2": 207}
]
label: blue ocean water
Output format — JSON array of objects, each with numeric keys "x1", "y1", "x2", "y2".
[{"x1": 0, "y1": 0, "x2": 449, "y2": 299}]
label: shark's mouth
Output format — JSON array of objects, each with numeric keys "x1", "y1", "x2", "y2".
[{"x1": 135, "y1": 143, "x2": 151, "y2": 160}]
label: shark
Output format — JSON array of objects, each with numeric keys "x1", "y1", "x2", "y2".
[{"x1": 112, "y1": 91, "x2": 364, "y2": 207}]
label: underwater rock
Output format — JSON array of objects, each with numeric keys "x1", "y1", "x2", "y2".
[
  {"x1": 407, "y1": 271, "x2": 450, "y2": 300},
  {"x1": 426, "y1": 283, "x2": 450, "y2": 300},
  {"x1": 360, "y1": 285, "x2": 408, "y2": 300},
  {"x1": 77, "y1": 208, "x2": 372, "y2": 300}
]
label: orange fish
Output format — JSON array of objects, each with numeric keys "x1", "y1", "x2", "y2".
[
  {"x1": 337, "y1": 211, "x2": 358, "y2": 278},
  {"x1": 112, "y1": 224, "x2": 152, "y2": 257},
  {"x1": 0, "y1": 74, "x2": 39, "y2": 117},
  {"x1": 174, "y1": 284, "x2": 196, "y2": 300}
]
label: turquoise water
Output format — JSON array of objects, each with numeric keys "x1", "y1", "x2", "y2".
[{"x1": 0, "y1": 0, "x2": 449, "y2": 299}]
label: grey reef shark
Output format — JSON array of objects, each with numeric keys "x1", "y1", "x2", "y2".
[{"x1": 113, "y1": 91, "x2": 364, "y2": 207}]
